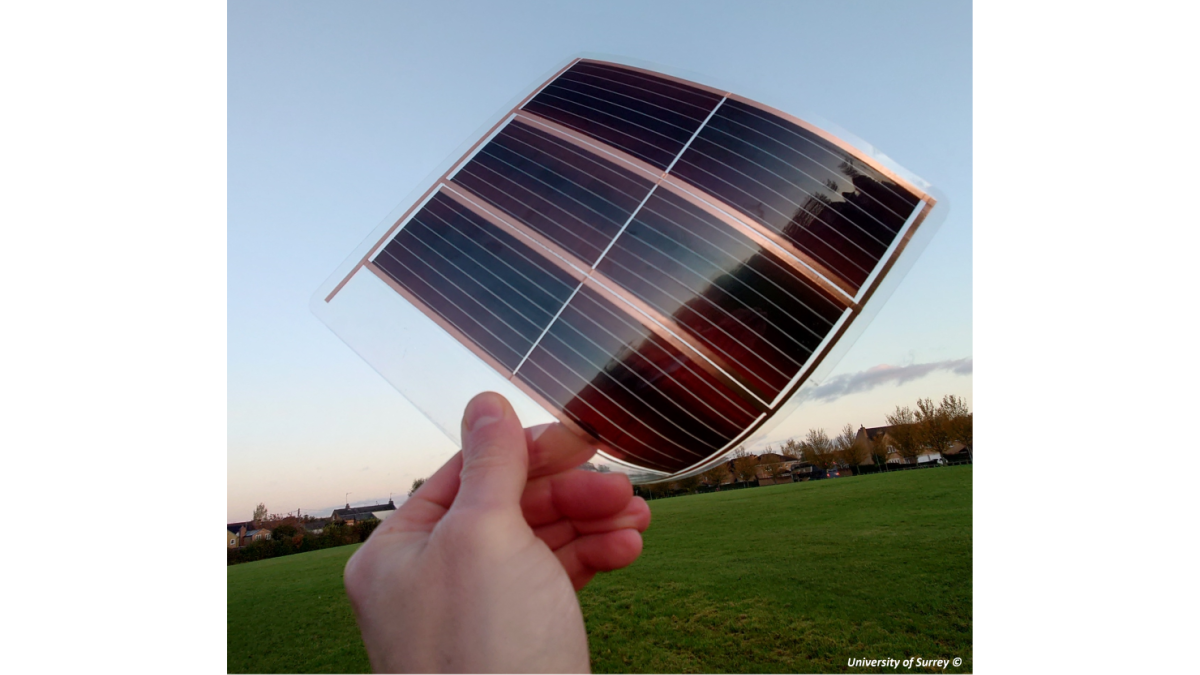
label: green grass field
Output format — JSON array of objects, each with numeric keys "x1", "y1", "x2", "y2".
[{"x1": 229, "y1": 466, "x2": 971, "y2": 673}]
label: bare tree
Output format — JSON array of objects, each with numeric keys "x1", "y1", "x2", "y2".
[
  {"x1": 836, "y1": 423, "x2": 869, "y2": 475},
  {"x1": 781, "y1": 438, "x2": 804, "y2": 459},
  {"x1": 731, "y1": 446, "x2": 759, "y2": 486},
  {"x1": 801, "y1": 428, "x2": 837, "y2": 472},
  {"x1": 885, "y1": 406, "x2": 923, "y2": 464},
  {"x1": 644, "y1": 481, "x2": 671, "y2": 499},
  {"x1": 870, "y1": 434, "x2": 892, "y2": 470},
  {"x1": 940, "y1": 395, "x2": 973, "y2": 455},
  {"x1": 409, "y1": 477, "x2": 426, "y2": 495},
  {"x1": 700, "y1": 463, "x2": 730, "y2": 490},
  {"x1": 252, "y1": 502, "x2": 268, "y2": 525},
  {"x1": 678, "y1": 474, "x2": 702, "y2": 494},
  {"x1": 916, "y1": 397, "x2": 952, "y2": 460}
]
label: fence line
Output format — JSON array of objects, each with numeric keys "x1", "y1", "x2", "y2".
[{"x1": 634, "y1": 457, "x2": 973, "y2": 499}]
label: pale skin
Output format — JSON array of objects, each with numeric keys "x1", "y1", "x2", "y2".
[{"x1": 344, "y1": 391, "x2": 652, "y2": 673}]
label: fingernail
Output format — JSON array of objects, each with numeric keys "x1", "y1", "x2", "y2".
[{"x1": 465, "y1": 392, "x2": 505, "y2": 433}]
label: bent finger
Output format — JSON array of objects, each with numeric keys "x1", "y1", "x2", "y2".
[
  {"x1": 554, "y1": 529, "x2": 644, "y2": 591},
  {"x1": 521, "y1": 470, "x2": 634, "y2": 528},
  {"x1": 572, "y1": 497, "x2": 650, "y2": 536},
  {"x1": 532, "y1": 519, "x2": 577, "y2": 552},
  {"x1": 532, "y1": 497, "x2": 650, "y2": 551}
]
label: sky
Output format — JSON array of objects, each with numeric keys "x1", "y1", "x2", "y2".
[{"x1": 228, "y1": 0, "x2": 971, "y2": 522}]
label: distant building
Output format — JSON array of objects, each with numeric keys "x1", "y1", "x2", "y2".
[
  {"x1": 303, "y1": 518, "x2": 331, "y2": 535},
  {"x1": 226, "y1": 521, "x2": 253, "y2": 548},
  {"x1": 857, "y1": 425, "x2": 912, "y2": 465},
  {"x1": 856, "y1": 425, "x2": 972, "y2": 466},
  {"x1": 226, "y1": 521, "x2": 276, "y2": 548},
  {"x1": 790, "y1": 463, "x2": 816, "y2": 481},
  {"x1": 332, "y1": 499, "x2": 396, "y2": 524},
  {"x1": 755, "y1": 452, "x2": 801, "y2": 485},
  {"x1": 245, "y1": 529, "x2": 272, "y2": 543}
]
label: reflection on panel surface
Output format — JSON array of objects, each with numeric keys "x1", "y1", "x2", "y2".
[
  {"x1": 514, "y1": 284, "x2": 760, "y2": 473},
  {"x1": 372, "y1": 191, "x2": 580, "y2": 372},
  {"x1": 671, "y1": 99, "x2": 922, "y2": 291},
  {"x1": 453, "y1": 120, "x2": 655, "y2": 265},
  {"x1": 522, "y1": 61, "x2": 723, "y2": 170},
  {"x1": 596, "y1": 188, "x2": 846, "y2": 402}
]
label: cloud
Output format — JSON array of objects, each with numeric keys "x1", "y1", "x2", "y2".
[{"x1": 800, "y1": 357, "x2": 972, "y2": 404}]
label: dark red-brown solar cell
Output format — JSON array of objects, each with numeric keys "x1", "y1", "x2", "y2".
[
  {"x1": 671, "y1": 99, "x2": 921, "y2": 291},
  {"x1": 594, "y1": 188, "x2": 845, "y2": 402},
  {"x1": 522, "y1": 61, "x2": 723, "y2": 169},
  {"x1": 372, "y1": 191, "x2": 580, "y2": 371},
  {"x1": 515, "y1": 285, "x2": 761, "y2": 473},
  {"x1": 452, "y1": 120, "x2": 655, "y2": 265}
]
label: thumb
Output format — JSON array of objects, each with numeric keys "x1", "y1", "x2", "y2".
[{"x1": 453, "y1": 392, "x2": 529, "y2": 512}]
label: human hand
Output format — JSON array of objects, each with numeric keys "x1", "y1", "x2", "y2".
[{"x1": 344, "y1": 392, "x2": 651, "y2": 673}]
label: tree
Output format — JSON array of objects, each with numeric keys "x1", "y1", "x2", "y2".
[
  {"x1": 700, "y1": 464, "x2": 730, "y2": 490},
  {"x1": 916, "y1": 397, "x2": 952, "y2": 460},
  {"x1": 731, "y1": 447, "x2": 759, "y2": 486},
  {"x1": 940, "y1": 395, "x2": 973, "y2": 454},
  {"x1": 836, "y1": 423, "x2": 869, "y2": 475},
  {"x1": 640, "y1": 481, "x2": 670, "y2": 499},
  {"x1": 870, "y1": 434, "x2": 892, "y2": 470},
  {"x1": 321, "y1": 520, "x2": 351, "y2": 546},
  {"x1": 885, "y1": 406, "x2": 922, "y2": 464},
  {"x1": 781, "y1": 438, "x2": 803, "y2": 459},
  {"x1": 252, "y1": 502, "x2": 268, "y2": 525},
  {"x1": 272, "y1": 524, "x2": 297, "y2": 539},
  {"x1": 678, "y1": 474, "x2": 702, "y2": 494},
  {"x1": 801, "y1": 429, "x2": 837, "y2": 472},
  {"x1": 409, "y1": 477, "x2": 426, "y2": 495},
  {"x1": 767, "y1": 459, "x2": 792, "y2": 482}
]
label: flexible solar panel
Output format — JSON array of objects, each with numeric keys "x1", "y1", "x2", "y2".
[{"x1": 314, "y1": 56, "x2": 940, "y2": 481}]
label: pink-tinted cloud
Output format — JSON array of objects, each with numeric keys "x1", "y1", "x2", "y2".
[{"x1": 801, "y1": 357, "x2": 972, "y2": 403}]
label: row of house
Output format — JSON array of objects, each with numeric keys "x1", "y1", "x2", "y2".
[
  {"x1": 856, "y1": 424, "x2": 972, "y2": 466},
  {"x1": 226, "y1": 498, "x2": 398, "y2": 549},
  {"x1": 330, "y1": 499, "x2": 396, "y2": 524},
  {"x1": 225, "y1": 521, "x2": 271, "y2": 549},
  {"x1": 697, "y1": 424, "x2": 972, "y2": 491}
]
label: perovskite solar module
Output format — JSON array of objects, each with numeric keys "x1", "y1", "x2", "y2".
[{"x1": 314, "y1": 56, "x2": 940, "y2": 481}]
